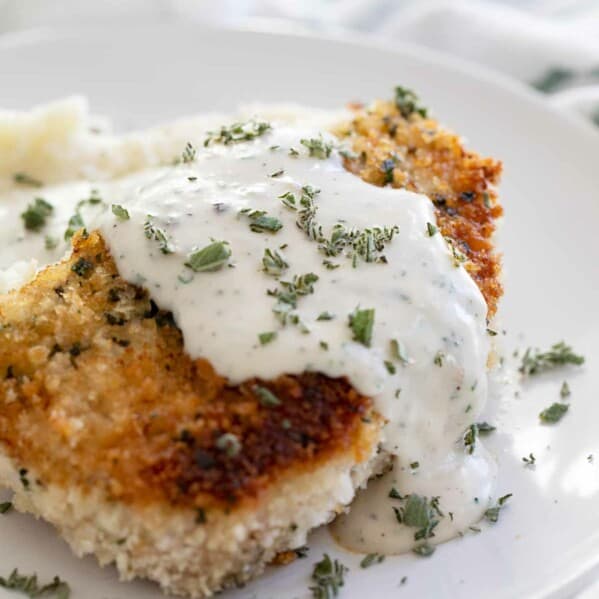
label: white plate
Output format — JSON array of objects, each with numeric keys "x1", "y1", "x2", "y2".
[{"x1": 1, "y1": 24, "x2": 599, "y2": 599}]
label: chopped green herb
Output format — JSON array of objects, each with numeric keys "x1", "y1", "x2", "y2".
[
  {"x1": 0, "y1": 569, "x2": 70, "y2": 599},
  {"x1": 560, "y1": 381, "x2": 571, "y2": 398},
  {"x1": 181, "y1": 142, "x2": 196, "y2": 163},
  {"x1": 64, "y1": 212, "x2": 85, "y2": 242},
  {"x1": 283, "y1": 273, "x2": 318, "y2": 298},
  {"x1": 279, "y1": 191, "x2": 297, "y2": 210},
  {"x1": 394, "y1": 86, "x2": 428, "y2": 118},
  {"x1": 522, "y1": 453, "x2": 536, "y2": 466},
  {"x1": 62, "y1": 193, "x2": 103, "y2": 241},
  {"x1": 389, "y1": 487, "x2": 403, "y2": 500},
  {"x1": 77, "y1": 189, "x2": 103, "y2": 209},
  {"x1": 322, "y1": 260, "x2": 340, "y2": 270},
  {"x1": 185, "y1": 241, "x2": 231, "y2": 272},
  {"x1": 239, "y1": 208, "x2": 283, "y2": 233},
  {"x1": 393, "y1": 494, "x2": 443, "y2": 554},
  {"x1": 262, "y1": 248, "x2": 288, "y2": 276},
  {"x1": 484, "y1": 493, "x2": 512, "y2": 523},
  {"x1": 317, "y1": 311, "x2": 334, "y2": 321},
  {"x1": 309, "y1": 554, "x2": 347, "y2": 599},
  {"x1": 204, "y1": 120, "x2": 271, "y2": 146},
  {"x1": 476, "y1": 422, "x2": 496, "y2": 435},
  {"x1": 380, "y1": 158, "x2": 396, "y2": 184},
  {"x1": 300, "y1": 136, "x2": 333, "y2": 159},
  {"x1": 293, "y1": 315, "x2": 310, "y2": 334},
  {"x1": 390, "y1": 339, "x2": 409, "y2": 365},
  {"x1": 111, "y1": 204, "x2": 130, "y2": 221},
  {"x1": 433, "y1": 351, "x2": 444, "y2": 366},
  {"x1": 487, "y1": 328, "x2": 498, "y2": 336},
  {"x1": 412, "y1": 543, "x2": 435, "y2": 557},
  {"x1": 304, "y1": 213, "x2": 399, "y2": 265},
  {"x1": 539, "y1": 402, "x2": 569, "y2": 424},
  {"x1": 215, "y1": 433, "x2": 241, "y2": 457},
  {"x1": 348, "y1": 307, "x2": 375, "y2": 347},
  {"x1": 349, "y1": 226, "x2": 399, "y2": 264},
  {"x1": 14, "y1": 173, "x2": 42, "y2": 187},
  {"x1": 250, "y1": 215, "x2": 283, "y2": 233},
  {"x1": 295, "y1": 546, "x2": 309, "y2": 558},
  {"x1": 21, "y1": 198, "x2": 54, "y2": 232},
  {"x1": 289, "y1": 147, "x2": 300, "y2": 157},
  {"x1": 0, "y1": 502, "x2": 12, "y2": 514},
  {"x1": 519, "y1": 341, "x2": 584, "y2": 376},
  {"x1": 254, "y1": 385, "x2": 281, "y2": 407},
  {"x1": 445, "y1": 237, "x2": 467, "y2": 267},
  {"x1": 270, "y1": 169, "x2": 284, "y2": 178},
  {"x1": 296, "y1": 186, "x2": 321, "y2": 241},
  {"x1": 360, "y1": 553, "x2": 385, "y2": 568},
  {"x1": 143, "y1": 218, "x2": 174, "y2": 255},
  {"x1": 463, "y1": 424, "x2": 478, "y2": 454},
  {"x1": 384, "y1": 360, "x2": 396, "y2": 374},
  {"x1": 403, "y1": 494, "x2": 442, "y2": 533},
  {"x1": 533, "y1": 67, "x2": 574, "y2": 93},
  {"x1": 258, "y1": 331, "x2": 277, "y2": 346},
  {"x1": 319, "y1": 341, "x2": 329, "y2": 350},
  {"x1": 426, "y1": 222, "x2": 437, "y2": 236},
  {"x1": 71, "y1": 258, "x2": 94, "y2": 278},
  {"x1": 269, "y1": 273, "x2": 319, "y2": 325},
  {"x1": 410, "y1": 461, "x2": 420, "y2": 469}
]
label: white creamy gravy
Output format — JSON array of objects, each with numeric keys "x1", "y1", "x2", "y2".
[{"x1": 0, "y1": 121, "x2": 495, "y2": 553}]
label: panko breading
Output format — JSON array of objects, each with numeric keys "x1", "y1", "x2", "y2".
[
  {"x1": 0, "y1": 231, "x2": 384, "y2": 595},
  {"x1": 0, "y1": 93, "x2": 502, "y2": 597},
  {"x1": 335, "y1": 94, "x2": 502, "y2": 317}
]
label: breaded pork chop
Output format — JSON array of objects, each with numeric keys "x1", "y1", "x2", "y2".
[
  {"x1": 0, "y1": 231, "x2": 384, "y2": 596},
  {"x1": 0, "y1": 95, "x2": 502, "y2": 597}
]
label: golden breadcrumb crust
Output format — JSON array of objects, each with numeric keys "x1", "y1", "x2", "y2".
[
  {"x1": 335, "y1": 98, "x2": 503, "y2": 317},
  {"x1": 0, "y1": 232, "x2": 380, "y2": 512}
]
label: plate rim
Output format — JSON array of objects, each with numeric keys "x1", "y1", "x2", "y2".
[{"x1": 1, "y1": 20, "x2": 599, "y2": 146}]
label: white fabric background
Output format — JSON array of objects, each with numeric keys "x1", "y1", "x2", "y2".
[
  {"x1": 0, "y1": 1, "x2": 597, "y2": 88},
  {"x1": 0, "y1": 0, "x2": 598, "y2": 126}
]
